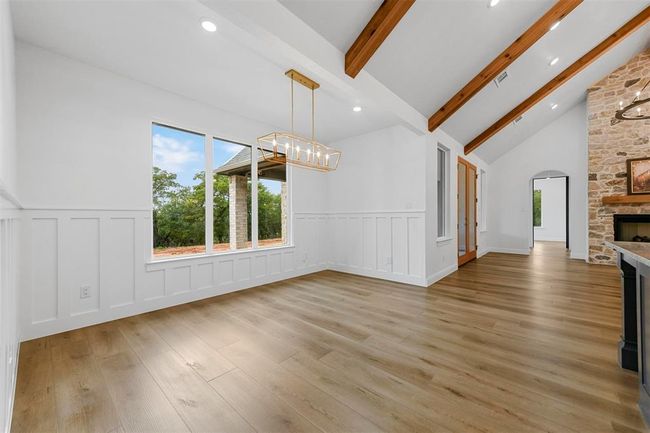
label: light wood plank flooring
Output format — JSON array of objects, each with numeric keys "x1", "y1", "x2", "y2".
[{"x1": 11, "y1": 242, "x2": 646, "y2": 432}]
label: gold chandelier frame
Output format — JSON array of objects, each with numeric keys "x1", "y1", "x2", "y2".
[{"x1": 257, "y1": 69, "x2": 341, "y2": 172}]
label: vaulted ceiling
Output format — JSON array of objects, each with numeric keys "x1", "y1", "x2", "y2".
[
  {"x1": 282, "y1": 0, "x2": 650, "y2": 162},
  {"x1": 10, "y1": 0, "x2": 650, "y2": 163}
]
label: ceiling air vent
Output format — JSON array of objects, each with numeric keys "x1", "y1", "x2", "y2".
[
  {"x1": 493, "y1": 70, "x2": 508, "y2": 88},
  {"x1": 512, "y1": 115, "x2": 523, "y2": 125}
]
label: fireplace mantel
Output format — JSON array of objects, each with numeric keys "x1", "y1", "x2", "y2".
[{"x1": 602, "y1": 195, "x2": 650, "y2": 205}]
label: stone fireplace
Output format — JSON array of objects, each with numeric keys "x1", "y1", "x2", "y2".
[{"x1": 587, "y1": 49, "x2": 650, "y2": 264}]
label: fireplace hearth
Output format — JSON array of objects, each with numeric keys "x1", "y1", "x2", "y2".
[{"x1": 614, "y1": 214, "x2": 650, "y2": 243}]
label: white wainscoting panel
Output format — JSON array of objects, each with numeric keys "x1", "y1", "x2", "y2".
[
  {"x1": 325, "y1": 211, "x2": 427, "y2": 286},
  {"x1": 20, "y1": 210, "x2": 428, "y2": 341},
  {"x1": 0, "y1": 210, "x2": 20, "y2": 433},
  {"x1": 20, "y1": 210, "x2": 329, "y2": 340}
]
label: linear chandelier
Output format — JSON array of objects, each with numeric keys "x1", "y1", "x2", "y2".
[
  {"x1": 258, "y1": 69, "x2": 341, "y2": 172},
  {"x1": 611, "y1": 78, "x2": 650, "y2": 125}
]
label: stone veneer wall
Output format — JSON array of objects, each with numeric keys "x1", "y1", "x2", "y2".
[{"x1": 587, "y1": 49, "x2": 650, "y2": 264}]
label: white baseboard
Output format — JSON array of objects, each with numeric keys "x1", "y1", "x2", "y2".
[
  {"x1": 328, "y1": 264, "x2": 428, "y2": 287},
  {"x1": 570, "y1": 250, "x2": 587, "y2": 261},
  {"x1": 426, "y1": 263, "x2": 458, "y2": 286},
  {"x1": 488, "y1": 247, "x2": 531, "y2": 255}
]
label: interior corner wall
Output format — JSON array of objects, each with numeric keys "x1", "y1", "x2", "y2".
[
  {"x1": 323, "y1": 125, "x2": 428, "y2": 285},
  {"x1": 425, "y1": 129, "x2": 490, "y2": 285},
  {"x1": 0, "y1": 3, "x2": 19, "y2": 432},
  {"x1": 15, "y1": 42, "x2": 329, "y2": 341},
  {"x1": 487, "y1": 102, "x2": 588, "y2": 259}
]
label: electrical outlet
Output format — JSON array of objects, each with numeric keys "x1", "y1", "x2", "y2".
[{"x1": 80, "y1": 286, "x2": 91, "y2": 299}]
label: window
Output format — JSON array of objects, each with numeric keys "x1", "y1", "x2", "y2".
[
  {"x1": 152, "y1": 123, "x2": 288, "y2": 259},
  {"x1": 533, "y1": 189, "x2": 542, "y2": 227},
  {"x1": 437, "y1": 145, "x2": 449, "y2": 238},
  {"x1": 479, "y1": 169, "x2": 487, "y2": 231},
  {"x1": 257, "y1": 148, "x2": 287, "y2": 248},
  {"x1": 213, "y1": 138, "x2": 252, "y2": 251},
  {"x1": 152, "y1": 124, "x2": 206, "y2": 257}
]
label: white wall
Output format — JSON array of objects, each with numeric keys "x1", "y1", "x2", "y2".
[
  {"x1": 533, "y1": 177, "x2": 566, "y2": 242},
  {"x1": 325, "y1": 124, "x2": 489, "y2": 286},
  {"x1": 324, "y1": 126, "x2": 427, "y2": 285},
  {"x1": 16, "y1": 42, "x2": 329, "y2": 340},
  {"x1": 487, "y1": 102, "x2": 588, "y2": 259},
  {"x1": 0, "y1": 3, "x2": 19, "y2": 432},
  {"x1": 425, "y1": 128, "x2": 490, "y2": 284},
  {"x1": 15, "y1": 39, "x2": 493, "y2": 345}
]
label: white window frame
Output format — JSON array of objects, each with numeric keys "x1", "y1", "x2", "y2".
[
  {"x1": 150, "y1": 121, "x2": 292, "y2": 261},
  {"x1": 479, "y1": 169, "x2": 487, "y2": 232},
  {"x1": 436, "y1": 143, "x2": 451, "y2": 242}
]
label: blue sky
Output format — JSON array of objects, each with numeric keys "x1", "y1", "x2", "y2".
[{"x1": 153, "y1": 124, "x2": 281, "y2": 194}]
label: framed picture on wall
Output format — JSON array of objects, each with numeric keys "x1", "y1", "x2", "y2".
[{"x1": 627, "y1": 157, "x2": 650, "y2": 194}]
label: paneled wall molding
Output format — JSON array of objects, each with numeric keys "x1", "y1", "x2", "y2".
[
  {"x1": 0, "y1": 214, "x2": 20, "y2": 433},
  {"x1": 21, "y1": 209, "x2": 329, "y2": 341},
  {"x1": 322, "y1": 211, "x2": 427, "y2": 287},
  {"x1": 20, "y1": 208, "x2": 432, "y2": 340}
]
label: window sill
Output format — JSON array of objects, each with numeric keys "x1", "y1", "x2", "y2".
[
  {"x1": 436, "y1": 236, "x2": 453, "y2": 245},
  {"x1": 146, "y1": 244, "x2": 295, "y2": 268}
]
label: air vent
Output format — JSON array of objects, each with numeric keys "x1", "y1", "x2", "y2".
[
  {"x1": 493, "y1": 70, "x2": 508, "y2": 88},
  {"x1": 512, "y1": 115, "x2": 523, "y2": 125}
]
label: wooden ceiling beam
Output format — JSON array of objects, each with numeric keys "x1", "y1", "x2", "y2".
[
  {"x1": 345, "y1": 0, "x2": 415, "y2": 78},
  {"x1": 465, "y1": 6, "x2": 650, "y2": 155},
  {"x1": 428, "y1": 0, "x2": 583, "y2": 132}
]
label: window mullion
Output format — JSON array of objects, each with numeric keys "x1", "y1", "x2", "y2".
[
  {"x1": 251, "y1": 139, "x2": 259, "y2": 249},
  {"x1": 205, "y1": 135, "x2": 214, "y2": 254}
]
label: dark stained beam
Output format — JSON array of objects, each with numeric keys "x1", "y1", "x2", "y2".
[
  {"x1": 465, "y1": 6, "x2": 650, "y2": 155},
  {"x1": 345, "y1": 0, "x2": 415, "y2": 78},
  {"x1": 428, "y1": 0, "x2": 583, "y2": 132}
]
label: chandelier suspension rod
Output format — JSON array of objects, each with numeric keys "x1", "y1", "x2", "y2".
[{"x1": 312, "y1": 87, "x2": 315, "y2": 142}]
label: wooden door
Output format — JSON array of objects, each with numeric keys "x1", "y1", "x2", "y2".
[{"x1": 458, "y1": 157, "x2": 477, "y2": 266}]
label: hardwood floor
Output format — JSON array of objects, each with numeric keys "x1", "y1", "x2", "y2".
[{"x1": 11, "y1": 243, "x2": 646, "y2": 432}]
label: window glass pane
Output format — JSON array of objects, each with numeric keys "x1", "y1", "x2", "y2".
[
  {"x1": 258, "y1": 149, "x2": 287, "y2": 248},
  {"x1": 437, "y1": 148, "x2": 445, "y2": 237},
  {"x1": 533, "y1": 189, "x2": 542, "y2": 227},
  {"x1": 152, "y1": 124, "x2": 205, "y2": 257},
  {"x1": 213, "y1": 138, "x2": 252, "y2": 251}
]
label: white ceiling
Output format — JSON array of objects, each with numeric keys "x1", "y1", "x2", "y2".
[
  {"x1": 9, "y1": 0, "x2": 399, "y2": 143},
  {"x1": 281, "y1": 0, "x2": 650, "y2": 162},
  {"x1": 10, "y1": 0, "x2": 650, "y2": 162}
]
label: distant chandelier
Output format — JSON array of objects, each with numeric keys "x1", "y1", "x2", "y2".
[
  {"x1": 258, "y1": 69, "x2": 341, "y2": 172},
  {"x1": 611, "y1": 78, "x2": 650, "y2": 125}
]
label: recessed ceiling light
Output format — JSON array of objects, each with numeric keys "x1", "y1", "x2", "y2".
[
  {"x1": 353, "y1": 106, "x2": 362, "y2": 112},
  {"x1": 551, "y1": 103, "x2": 558, "y2": 110},
  {"x1": 550, "y1": 21, "x2": 560, "y2": 31},
  {"x1": 201, "y1": 19, "x2": 217, "y2": 32},
  {"x1": 488, "y1": 0, "x2": 500, "y2": 7},
  {"x1": 549, "y1": 57, "x2": 559, "y2": 66}
]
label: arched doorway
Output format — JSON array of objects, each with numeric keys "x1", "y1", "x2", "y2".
[{"x1": 530, "y1": 170, "x2": 569, "y2": 252}]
